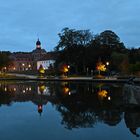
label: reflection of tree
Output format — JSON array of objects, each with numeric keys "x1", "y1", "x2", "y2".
[
  {"x1": 57, "y1": 105, "x2": 97, "y2": 129},
  {"x1": 54, "y1": 82, "x2": 123, "y2": 129},
  {"x1": 100, "y1": 109, "x2": 122, "y2": 126},
  {"x1": 0, "y1": 88, "x2": 13, "y2": 106},
  {"x1": 124, "y1": 109, "x2": 140, "y2": 137},
  {"x1": 0, "y1": 82, "x2": 128, "y2": 130}
]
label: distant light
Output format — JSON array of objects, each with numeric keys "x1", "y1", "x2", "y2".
[
  {"x1": 108, "y1": 96, "x2": 111, "y2": 100},
  {"x1": 22, "y1": 63, "x2": 25, "y2": 66},
  {"x1": 29, "y1": 87, "x2": 32, "y2": 91},
  {"x1": 13, "y1": 88, "x2": 16, "y2": 91},
  {"x1": 68, "y1": 92, "x2": 71, "y2": 95},
  {"x1": 28, "y1": 64, "x2": 31, "y2": 68},
  {"x1": 4, "y1": 87, "x2": 7, "y2": 91},
  {"x1": 68, "y1": 65, "x2": 70, "y2": 68},
  {"x1": 23, "y1": 90, "x2": 26, "y2": 93},
  {"x1": 106, "y1": 62, "x2": 109, "y2": 66}
]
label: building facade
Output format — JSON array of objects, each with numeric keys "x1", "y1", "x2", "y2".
[{"x1": 9, "y1": 39, "x2": 56, "y2": 72}]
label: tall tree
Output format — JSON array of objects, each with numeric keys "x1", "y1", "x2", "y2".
[{"x1": 0, "y1": 51, "x2": 11, "y2": 70}]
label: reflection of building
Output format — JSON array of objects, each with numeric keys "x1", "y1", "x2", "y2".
[
  {"x1": 9, "y1": 39, "x2": 56, "y2": 72},
  {"x1": 0, "y1": 82, "x2": 51, "y2": 116}
]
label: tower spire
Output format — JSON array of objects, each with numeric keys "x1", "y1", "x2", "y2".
[{"x1": 36, "y1": 38, "x2": 41, "y2": 49}]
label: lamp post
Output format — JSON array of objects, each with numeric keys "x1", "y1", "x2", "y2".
[
  {"x1": 106, "y1": 62, "x2": 110, "y2": 78},
  {"x1": 22, "y1": 63, "x2": 25, "y2": 71},
  {"x1": 67, "y1": 65, "x2": 70, "y2": 77}
]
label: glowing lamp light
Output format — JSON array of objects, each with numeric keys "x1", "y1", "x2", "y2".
[
  {"x1": 108, "y1": 96, "x2": 111, "y2": 100},
  {"x1": 98, "y1": 90, "x2": 108, "y2": 99},
  {"x1": 13, "y1": 88, "x2": 16, "y2": 91},
  {"x1": 23, "y1": 90, "x2": 26, "y2": 93},
  {"x1": 63, "y1": 87, "x2": 70, "y2": 94},
  {"x1": 63, "y1": 67, "x2": 69, "y2": 73},
  {"x1": 29, "y1": 87, "x2": 32, "y2": 91},
  {"x1": 4, "y1": 87, "x2": 7, "y2": 91},
  {"x1": 106, "y1": 62, "x2": 109, "y2": 66},
  {"x1": 38, "y1": 105, "x2": 42, "y2": 110}
]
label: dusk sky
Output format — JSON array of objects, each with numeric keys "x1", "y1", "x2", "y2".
[{"x1": 0, "y1": 0, "x2": 140, "y2": 52}]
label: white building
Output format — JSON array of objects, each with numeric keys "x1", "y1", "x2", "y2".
[{"x1": 37, "y1": 59, "x2": 55, "y2": 70}]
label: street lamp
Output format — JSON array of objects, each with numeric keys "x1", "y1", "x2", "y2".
[
  {"x1": 106, "y1": 62, "x2": 110, "y2": 78},
  {"x1": 22, "y1": 63, "x2": 25, "y2": 71},
  {"x1": 106, "y1": 62, "x2": 109, "y2": 66}
]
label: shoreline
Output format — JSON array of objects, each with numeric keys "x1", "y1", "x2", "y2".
[{"x1": 0, "y1": 77, "x2": 139, "y2": 83}]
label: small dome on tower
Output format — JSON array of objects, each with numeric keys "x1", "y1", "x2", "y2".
[{"x1": 36, "y1": 38, "x2": 41, "y2": 46}]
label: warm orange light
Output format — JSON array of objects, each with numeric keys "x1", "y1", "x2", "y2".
[
  {"x1": 63, "y1": 87, "x2": 70, "y2": 94},
  {"x1": 98, "y1": 90, "x2": 108, "y2": 99},
  {"x1": 96, "y1": 64, "x2": 106, "y2": 72},
  {"x1": 64, "y1": 67, "x2": 68, "y2": 73}
]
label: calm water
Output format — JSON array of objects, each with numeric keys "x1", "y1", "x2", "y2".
[{"x1": 0, "y1": 81, "x2": 140, "y2": 140}]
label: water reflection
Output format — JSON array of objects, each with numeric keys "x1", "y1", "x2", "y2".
[{"x1": 0, "y1": 81, "x2": 140, "y2": 138}]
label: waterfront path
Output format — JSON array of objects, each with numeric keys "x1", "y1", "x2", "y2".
[{"x1": 0, "y1": 73, "x2": 139, "y2": 83}]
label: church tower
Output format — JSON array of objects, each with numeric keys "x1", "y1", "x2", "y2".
[{"x1": 36, "y1": 38, "x2": 41, "y2": 49}]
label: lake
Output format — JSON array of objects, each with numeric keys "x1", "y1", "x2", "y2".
[{"x1": 0, "y1": 81, "x2": 140, "y2": 140}]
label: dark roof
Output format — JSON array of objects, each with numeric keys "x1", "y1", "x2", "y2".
[
  {"x1": 32, "y1": 48, "x2": 47, "y2": 54},
  {"x1": 11, "y1": 53, "x2": 33, "y2": 58}
]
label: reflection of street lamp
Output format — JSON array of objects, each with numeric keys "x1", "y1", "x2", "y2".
[
  {"x1": 28, "y1": 64, "x2": 31, "y2": 70},
  {"x1": 86, "y1": 67, "x2": 89, "y2": 76},
  {"x1": 3, "y1": 67, "x2": 7, "y2": 73}
]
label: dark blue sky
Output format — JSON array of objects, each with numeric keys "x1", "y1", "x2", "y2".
[{"x1": 0, "y1": 0, "x2": 140, "y2": 52}]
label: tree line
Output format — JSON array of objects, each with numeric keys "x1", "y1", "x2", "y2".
[
  {"x1": 54, "y1": 28, "x2": 140, "y2": 75},
  {"x1": 0, "y1": 28, "x2": 140, "y2": 76}
]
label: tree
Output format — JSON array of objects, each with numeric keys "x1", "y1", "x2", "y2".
[
  {"x1": 55, "y1": 28, "x2": 93, "y2": 51},
  {"x1": 54, "y1": 28, "x2": 127, "y2": 75},
  {"x1": 111, "y1": 52, "x2": 129, "y2": 73},
  {"x1": 55, "y1": 28, "x2": 93, "y2": 74},
  {"x1": 0, "y1": 51, "x2": 11, "y2": 70},
  {"x1": 129, "y1": 62, "x2": 140, "y2": 75}
]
